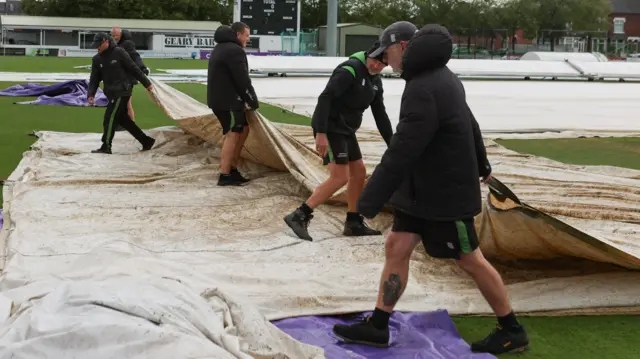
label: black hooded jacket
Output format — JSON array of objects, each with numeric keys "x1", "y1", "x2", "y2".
[
  {"x1": 207, "y1": 26, "x2": 258, "y2": 111},
  {"x1": 88, "y1": 38, "x2": 151, "y2": 100},
  {"x1": 117, "y1": 29, "x2": 147, "y2": 78},
  {"x1": 357, "y1": 24, "x2": 492, "y2": 221}
]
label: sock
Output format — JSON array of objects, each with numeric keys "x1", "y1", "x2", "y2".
[
  {"x1": 371, "y1": 308, "x2": 391, "y2": 330},
  {"x1": 299, "y1": 202, "x2": 313, "y2": 216},
  {"x1": 346, "y1": 212, "x2": 361, "y2": 221},
  {"x1": 497, "y1": 311, "x2": 520, "y2": 329}
]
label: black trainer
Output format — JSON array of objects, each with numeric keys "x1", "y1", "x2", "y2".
[
  {"x1": 91, "y1": 147, "x2": 112, "y2": 154},
  {"x1": 343, "y1": 212, "x2": 382, "y2": 236},
  {"x1": 141, "y1": 137, "x2": 156, "y2": 151},
  {"x1": 283, "y1": 208, "x2": 313, "y2": 241},
  {"x1": 471, "y1": 324, "x2": 530, "y2": 355},
  {"x1": 332, "y1": 316, "x2": 390, "y2": 348},
  {"x1": 217, "y1": 173, "x2": 246, "y2": 186},
  {"x1": 230, "y1": 168, "x2": 250, "y2": 183}
]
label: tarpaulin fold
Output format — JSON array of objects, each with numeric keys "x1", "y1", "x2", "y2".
[{"x1": 0, "y1": 80, "x2": 108, "y2": 107}]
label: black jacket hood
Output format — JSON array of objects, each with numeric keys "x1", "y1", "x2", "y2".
[
  {"x1": 214, "y1": 25, "x2": 241, "y2": 46},
  {"x1": 120, "y1": 29, "x2": 133, "y2": 42},
  {"x1": 106, "y1": 37, "x2": 118, "y2": 51},
  {"x1": 401, "y1": 24, "x2": 452, "y2": 80}
]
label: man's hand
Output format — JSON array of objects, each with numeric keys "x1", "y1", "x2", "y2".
[
  {"x1": 315, "y1": 133, "x2": 329, "y2": 157},
  {"x1": 146, "y1": 84, "x2": 153, "y2": 92},
  {"x1": 88, "y1": 97, "x2": 94, "y2": 106},
  {"x1": 481, "y1": 174, "x2": 492, "y2": 184}
]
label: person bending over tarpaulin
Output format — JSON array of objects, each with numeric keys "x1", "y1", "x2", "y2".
[
  {"x1": 331, "y1": 22, "x2": 530, "y2": 356},
  {"x1": 111, "y1": 26, "x2": 149, "y2": 124},
  {"x1": 207, "y1": 22, "x2": 259, "y2": 186},
  {"x1": 284, "y1": 41, "x2": 393, "y2": 241},
  {"x1": 87, "y1": 33, "x2": 156, "y2": 154}
]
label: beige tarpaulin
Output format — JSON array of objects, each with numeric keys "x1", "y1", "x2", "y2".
[{"x1": 1, "y1": 78, "x2": 640, "y2": 357}]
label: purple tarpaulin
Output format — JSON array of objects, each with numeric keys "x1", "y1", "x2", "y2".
[
  {"x1": 0, "y1": 80, "x2": 108, "y2": 107},
  {"x1": 273, "y1": 310, "x2": 496, "y2": 359}
]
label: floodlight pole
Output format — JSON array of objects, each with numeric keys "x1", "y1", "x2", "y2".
[{"x1": 325, "y1": 0, "x2": 338, "y2": 57}]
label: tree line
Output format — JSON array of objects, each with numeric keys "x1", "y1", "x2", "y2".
[{"x1": 21, "y1": 0, "x2": 612, "y2": 40}]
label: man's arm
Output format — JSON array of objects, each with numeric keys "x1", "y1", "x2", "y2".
[
  {"x1": 117, "y1": 48, "x2": 151, "y2": 88},
  {"x1": 468, "y1": 104, "x2": 492, "y2": 179},
  {"x1": 87, "y1": 57, "x2": 101, "y2": 100},
  {"x1": 121, "y1": 40, "x2": 147, "y2": 72},
  {"x1": 357, "y1": 86, "x2": 439, "y2": 218},
  {"x1": 310, "y1": 67, "x2": 355, "y2": 133},
  {"x1": 369, "y1": 77, "x2": 393, "y2": 146},
  {"x1": 226, "y1": 48, "x2": 259, "y2": 110}
]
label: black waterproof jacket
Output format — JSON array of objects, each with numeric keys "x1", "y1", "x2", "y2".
[
  {"x1": 88, "y1": 38, "x2": 151, "y2": 100},
  {"x1": 207, "y1": 26, "x2": 258, "y2": 111},
  {"x1": 357, "y1": 24, "x2": 492, "y2": 221},
  {"x1": 311, "y1": 51, "x2": 393, "y2": 145},
  {"x1": 117, "y1": 29, "x2": 148, "y2": 83}
]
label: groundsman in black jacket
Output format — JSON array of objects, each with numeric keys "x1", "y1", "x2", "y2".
[
  {"x1": 112, "y1": 26, "x2": 149, "y2": 123},
  {"x1": 284, "y1": 41, "x2": 393, "y2": 241},
  {"x1": 87, "y1": 33, "x2": 155, "y2": 155},
  {"x1": 207, "y1": 22, "x2": 258, "y2": 186},
  {"x1": 331, "y1": 22, "x2": 530, "y2": 356}
]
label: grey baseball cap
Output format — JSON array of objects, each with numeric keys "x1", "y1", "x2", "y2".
[{"x1": 368, "y1": 21, "x2": 418, "y2": 58}]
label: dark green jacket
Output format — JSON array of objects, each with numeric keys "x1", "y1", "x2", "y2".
[{"x1": 311, "y1": 51, "x2": 393, "y2": 145}]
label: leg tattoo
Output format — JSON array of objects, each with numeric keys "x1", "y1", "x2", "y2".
[{"x1": 382, "y1": 273, "x2": 402, "y2": 306}]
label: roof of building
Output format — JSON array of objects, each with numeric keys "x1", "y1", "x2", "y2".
[
  {"x1": 611, "y1": 0, "x2": 640, "y2": 14},
  {"x1": 0, "y1": 15, "x2": 221, "y2": 33},
  {"x1": 318, "y1": 23, "x2": 382, "y2": 29}
]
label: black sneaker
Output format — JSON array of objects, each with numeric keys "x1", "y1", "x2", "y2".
[
  {"x1": 91, "y1": 147, "x2": 112, "y2": 154},
  {"x1": 332, "y1": 316, "x2": 390, "y2": 348},
  {"x1": 217, "y1": 173, "x2": 246, "y2": 186},
  {"x1": 141, "y1": 137, "x2": 155, "y2": 151},
  {"x1": 284, "y1": 208, "x2": 313, "y2": 241},
  {"x1": 230, "y1": 168, "x2": 250, "y2": 183},
  {"x1": 343, "y1": 212, "x2": 382, "y2": 236},
  {"x1": 471, "y1": 324, "x2": 530, "y2": 355}
]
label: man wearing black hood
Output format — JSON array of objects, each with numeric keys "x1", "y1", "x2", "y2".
[
  {"x1": 87, "y1": 33, "x2": 155, "y2": 154},
  {"x1": 331, "y1": 22, "x2": 530, "y2": 355},
  {"x1": 112, "y1": 26, "x2": 149, "y2": 124},
  {"x1": 283, "y1": 41, "x2": 393, "y2": 241},
  {"x1": 207, "y1": 22, "x2": 259, "y2": 186}
]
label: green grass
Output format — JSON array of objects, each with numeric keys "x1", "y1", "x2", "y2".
[
  {"x1": 1, "y1": 77, "x2": 640, "y2": 358},
  {"x1": 0, "y1": 56, "x2": 207, "y2": 73},
  {"x1": 496, "y1": 137, "x2": 640, "y2": 170}
]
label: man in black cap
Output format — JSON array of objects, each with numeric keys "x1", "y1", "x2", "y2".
[
  {"x1": 283, "y1": 41, "x2": 393, "y2": 241},
  {"x1": 87, "y1": 33, "x2": 155, "y2": 154},
  {"x1": 331, "y1": 22, "x2": 530, "y2": 355}
]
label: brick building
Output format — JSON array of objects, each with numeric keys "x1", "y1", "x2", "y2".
[{"x1": 610, "y1": 0, "x2": 640, "y2": 37}]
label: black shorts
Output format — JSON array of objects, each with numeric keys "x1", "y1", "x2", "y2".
[
  {"x1": 392, "y1": 210, "x2": 479, "y2": 260},
  {"x1": 322, "y1": 133, "x2": 362, "y2": 165},
  {"x1": 213, "y1": 109, "x2": 247, "y2": 135}
]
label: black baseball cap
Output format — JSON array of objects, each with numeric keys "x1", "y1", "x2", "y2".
[
  {"x1": 366, "y1": 40, "x2": 385, "y2": 62},
  {"x1": 368, "y1": 21, "x2": 418, "y2": 59},
  {"x1": 90, "y1": 33, "x2": 110, "y2": 48}
]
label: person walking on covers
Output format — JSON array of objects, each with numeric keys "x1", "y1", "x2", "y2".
[
  {"x1": 331, "y1": 22, "x2": 530, "y2": 356},
  {"x1": 284, "y1": 41, "x2": 393, "y2": 241},
  {"x1": 88, "y1": 33, "x2": 155, "y2": 154}
]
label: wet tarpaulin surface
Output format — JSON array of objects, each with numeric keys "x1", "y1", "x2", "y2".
[
  {"x1": 1, "y1": 79, "x2": 640, "y2": 358},
  {"x1": 273, "y1": 310, "x2": 496, "y2": 359},
  {"x1": 0, "y1": 80, "x2": 108, "y2": 107}
]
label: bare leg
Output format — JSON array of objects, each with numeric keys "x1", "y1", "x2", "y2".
[
  {"x1": 128, "y1": 96, "x2": 135, "y2": 122},
  {"x1": 346, "y1": 160, "x2": 366, "y2": 212},
  {"x1": 456, "y1": 248, "x2": 512, "y2": 316},
  {"x1": 232, "y1": 125, "x2": 249, "y2": 169},
  {"x1": 305, "y1": 163, "x2": 349, "y2": 209},
  {"x1": 375, "y1": 232, "x2": 421, "y2": 312},
  {"x1": 220, "y1": 133, "x2": 240, "y2": 175}
]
